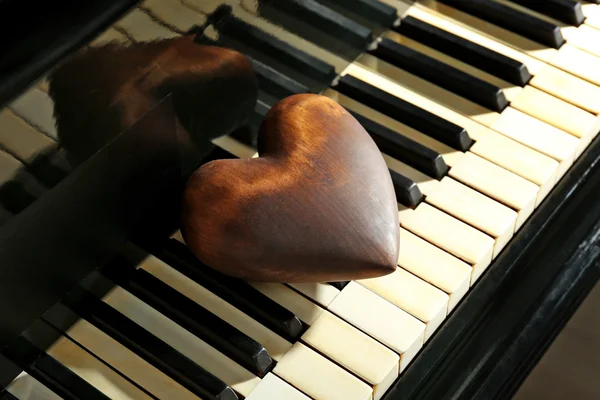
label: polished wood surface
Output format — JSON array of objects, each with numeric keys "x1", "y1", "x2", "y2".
[
  {"x1": 48, "y1": 36, "x2": 258, "y2": 166},
  {"x1": 182, "y1": 94, "x2": 399, "y2": 282}
]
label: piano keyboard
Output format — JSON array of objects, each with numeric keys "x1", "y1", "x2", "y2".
[{"x1": 2, "y1": 0, "x2": 600, "y2": 399}]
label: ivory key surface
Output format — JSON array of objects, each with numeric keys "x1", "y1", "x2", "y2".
[{"x1": 246, "y1": 373, "x2": 310, "y2": 400}]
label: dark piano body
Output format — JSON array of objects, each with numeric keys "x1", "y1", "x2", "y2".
[{"x1": 0, "y1": 0, "x2": 599, "y2": 399}]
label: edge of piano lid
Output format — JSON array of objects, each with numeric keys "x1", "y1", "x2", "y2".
[{"x1": 0, "y1": 0, "x2": 140, "y2": 109}]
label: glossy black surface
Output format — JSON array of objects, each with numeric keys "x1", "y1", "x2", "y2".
[
  {"x1": 153, "y1": 239, "x2": 305, "y2": 342},
  {"x1": 508, "y1": 0, "x2": 584, "y2": 26},
  {"x1": 320, "y1": 0, "x2": 398, "y2": 27},
  {"x1": 62, "y1": 288, "x2": 238, "y2": 400},
  {"x1": 389, "y1": 169, "x2": 423, "y2": 208},
  {"x1": 437, "y1": 0, "x2": 565, "y2": 49},
  {"x1": 102, "y1": 260, "x2": 273, "y2": 377},
  {"x1": 371, "y1": 38, "x2": 508, "y2": 112},
  {"x1": 349, "y1": 110, "x2": 448, "y2": 179},
  {"x1": 396, "y1": 16, "x2": 531, "y2": 86},
  {"x1": 335, "y1": 74, "x2": 473, "y2": 151}
]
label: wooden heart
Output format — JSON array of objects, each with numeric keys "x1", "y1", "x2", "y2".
[{"x1": 181, "y1": 94, "x2": 399, "y2": 282}]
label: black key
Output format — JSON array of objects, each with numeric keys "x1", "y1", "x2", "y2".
[
  {"x1": 5, "y1": 336, "x2": 110, "y2": 400},
  {"x1": 328, "y1": 281, "x2": 350, "y2": 290},
  {"x1": 390, "y1": 168, "x2": 423, "y2": 208},
  {"x1": 370, "y1": 38, "x2": 509, "y2": 112},
  {"x1": 437, "y1": 0, "x2": 565, "y2": 49},
  {"x1": 508, "y1": 0, "x2": 584, "y2": 26},
  {"x1": 0, "y1": 391, "x2": 17, "y2": 400},
  {"x1": 101, "y1": 261, "x2": 273, "y2": 377},
  {"x1": 64, "y1": 289, "x2": 237, "y2": 400},
  {"x1": 153, "y1": 239, "x2": 305, "y2": 342},
  {"x1": 26, "y1": 148, "x2": 69, "y2": 188},
  {"x1": 323, "y1": 0, "x2": 398, "y2": 27},
  {"x1": 397, "y1": 16, "x2": 531, "y2": 86},
  {"x1": 252, "y1": 58, "x2": 311, "y2": 99},
  {"x1": 335, "y1": 75, "x2": 473, "y2": 151},
  {"x1": 350, "y1": 110, "x2": 448, "y2": 179},
  {"x1": 211, "y1": 5, "x2": 336, "y2": 83},
  {"x1": 265, "y1": 0, "x2": 373, "y2": 49}
]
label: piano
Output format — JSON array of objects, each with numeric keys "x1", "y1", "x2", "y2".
[{"x1": 1, "y1": 0, "x2": 600, "y2": 399}]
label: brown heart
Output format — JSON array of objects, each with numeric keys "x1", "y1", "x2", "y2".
[{"x1": 181, "y1": 94, "x2": 399, "y2": 282}]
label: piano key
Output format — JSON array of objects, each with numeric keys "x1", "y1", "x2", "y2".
[
  {"x1": 335, "y1": 74, "x2": 473, "y2": 151},
  {"x1": 389, "y1": 168, "x2": 424, "y2": 208},
  {"x1": 25, "y1": 148, "x2": 70, "y2": 188},
  {"x1": 300, "y1": 311, "x2": 399, "y2": 400},
  {"x1": 448, "y1": 152, "x2": 539, "y2": 228},
  {"x1": 139, "y1": 251, "x2": 294, "y2": 361},
  {"x1": 469, "y1": 133, "x2": 558, "y2": 204},
  {"x1": 265, "y1": 0, "x2": 374, "y2": 49},
  {"x1": 37, "y1": 79, "x2": 50, "y2": 93},
  {"x1": 60, "y1": 317, "x2": 199, "y2": 399},
  {"x1": 46, "y1": 334, "x2": 154, "y2": 399},
  {"x1": 246, "y1": 373, "x2": 310, "y2": 400},
  {"x1": 397, "y1": 228, "x2": 471, "y2": 309},
  {"x1": 0, "y1": 109, "x2": 56, "y2": 164},
  {"x1": 383, "y1": 30, "x2": 525, "y2": 102},
  {"x1": 212, "y1": 8, "x2": 337, "y2": 83},
  {"x1": 411, "y1": 2, "x2": 600, "y2": 109},
  {"x1": 250, "y1": 282, "x2": 326, "y2": 325},
  {"x1": 325, "y1": 0, "x2": 399, "y2": 27},
  {"x1": 114, "y1": 8, "x2": 178, "y2": 42},
  {"x1": 427, "y1": 177, "x2": 517, "y2": 257},
  {"x1": 102, "y1": 261, "x2": 274, "y2": 377},
  {"x1": 273, "y1": 342, "x2": 372, "y2": 400},
  {"x1": 8, "y1": 88, "x2": 57, "y2": 140},
  {"x1": 349, "y1": 109, "x2": 449, "y2": 179},
  {"x1": 507, "y1": 0, "x2": 585, "y2": 26},
  {"x1": 327, "y1": 281, "x2": 350, "y2": 290},
  {"x1": 5, "y1": 373, "x2": 61, "y2": 400},
  {"x1": 102, "y1": 287, "x2": 261, "y2": 397},
  {"x1": 436, "y1": 0, "x2": 565, "y2": 48},
  {"x1": 327, "y1": 281, "x2": 425, "y2": 366},
  {"x1": 65, "y1": 289, "x2": 238, "y2": 400},
  {"x1": 371, "y1": 37, "x2": 509, "y2": 111},
  {"x1": 396, "y1": 15, "x2": 531, "y2": 86},
  {"x1": 155, "y1": 239, "x2": 304, "y2": 342},
  {"x1": 509, "y1": 85, "x2": 600, "y2": 157},
  {"x1": 251, "y1": 57, "x2": 310, "y2": 99},
  {"x1": 323, "y1": 88, "x2": 465, "y2": 167},
  {"x1": 141, "y1": 0, "x2": 206, "y2": 33},
  {"x1": 551, "y1": 43, "x2": 600, "y2": 87},
  {"x1": 288, "y1": 282, "x2": 340, "y2": 308},
  {"x1": 356, "y1": 53, "x2": 580, "y2": 173},
  {"x1": 398, "y1": 203, "x2": 495, "y2": 280}
]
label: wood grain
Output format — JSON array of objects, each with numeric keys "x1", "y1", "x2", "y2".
[
  {"x1": 48, "y1": 36, "x2": 258, "y2": 166},
  {"x1": 181, "y1": 94, "x2": 399, "y2": 282}
]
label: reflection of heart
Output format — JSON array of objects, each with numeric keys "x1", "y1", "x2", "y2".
[{"x1": 181, "y1": 94, "x2": 399, "y2": 283}]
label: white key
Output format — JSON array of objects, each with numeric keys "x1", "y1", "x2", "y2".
[
  {"x1": 384, "y1": 155, "x2": 516, "y2": 256},
  {"x1": 328, "y1": 282, "x2": 425, "y2": 369},
  {"x1": 0, "y1": 109, "x2": 56, "y2": 163},
  {"x1": 469, "y1": 133, "x2": 558, "y2": 204},
  {"x1": 91, "y1": 28, "x2": 130, "y2": 45},
  {"x1": 274, "y1": 342, "x2": 373, "y2": 400},
  {"x1": 426, "y1": 177, "x2": 517, "y2": 257},
  {"x1": 8, "y1": 88, "x2": 57, "y2": 140},
  {"x1": 448, "y1": 153, "x2": 538, "y2": 229},
  {"x1": 302, "y1": 311, "x2": 399, "y2": 400},
  {"x1": 139, "y1": 254, "x2": 293, "y2": 361},
  {"x1": 288, "y1": 282, "x2": 340, "y2": 307},
  {"x1": 251, "y1": 282, "x2": 326, "y2": 325},
  {"x1": 490, "y1": 108, "x2": 579, "y2": 177},
  {"x1": 356, "y1": 265, "x2": 449, "y2": 340},
  {"x1": 247, "y1": 373, "x2": 310, "y2": 400},
  {"x1": 552, "y1": 44, "x2": 600, "y2": 87},
  {"x1": 104, "y1": 287, "x2": 261, "y2": 397},
  {"x1": 47, "y1": 335, "x2": 153, "y2": 399},
  {"x1": 142, "y1": 0, "x2": 206, "y2": 33},
  {"x1": 64, "y1": 319, "x2": 197, "y2": 399},
  {"x1": 213, "y1": 135, "x2": 259, "y2": 158},
  {"x1": 398, "y1": 203, "x2": 494, "y2": 280},
  {"x1": 115, "y1": 9, "x2": 179, "y2": 42},
  {"x1": 6, "y1": 373, "x2": 61, "y2": 400},
  {"x1": 397, "y1": 228, "x2": 471, "y2": 309}
]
